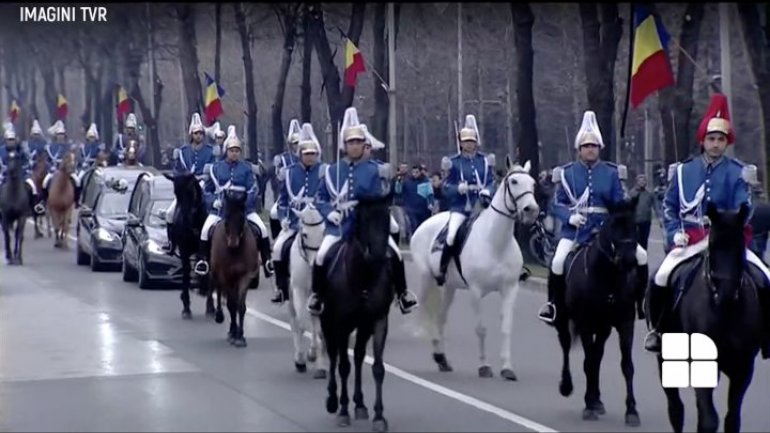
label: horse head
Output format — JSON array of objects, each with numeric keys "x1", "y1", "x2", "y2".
[
  {"x1": 705, "y1": 202, "x2": 749, "y2": 306},
  {"x1": 352, "y1": 194, "x2": 392, "y2": 262},
  {"x1": 59, "y1": 151, "x2": 77, "y2": 174},
  {"x1": 596, "y1": 196, "x2": 639, "y2": 271},
  {"x1": 223, "y1": 188, "x2": 248, "y2": 249},
  {"x1": 495, "y1": 157, "x2": 540, "y2": 225},
  {"x1": 125, "y1": 140, "x2": 139, "y2": 165},
  {"x1": 293, "y1": 202, "x2": 324, "y2": 251}
]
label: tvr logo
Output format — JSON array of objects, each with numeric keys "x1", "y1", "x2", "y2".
[{"x1": 660, "y1": 333, "x2": 719, "y2": 389}]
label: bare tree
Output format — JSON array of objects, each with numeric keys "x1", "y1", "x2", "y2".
[
  {"x1": 215, "y1": 3, "x2": 222, "y2": 83},
  {"x1": 176, "y1": 4, "x2": 204, "y2": 119},
  {"x1": 511, "y1": 3, "x2": 539, "y2": 175},
  {"x1": 234, "y1": 2, "x2": 259, "y2": 159},
  {"x1": 371, "y1": 3, "x2": 388, "y2": 141},
  {"x1": 271, "y1": 3, "x2": 301, "y2": 157},
  {"x1": 300, "y1": 4, "x2": 313, "y2": 123}
]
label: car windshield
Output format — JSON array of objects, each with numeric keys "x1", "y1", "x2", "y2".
[
  {"x1": 96, "y1": 192, "x2": 131, "y2": 219},
  {"x1": 146, "y1": 200, "x2": 172, "y2": 228}
]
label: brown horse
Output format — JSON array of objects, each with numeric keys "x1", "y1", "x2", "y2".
[
  {"x1": 210, "y1": 189, "x2": 261, "y2": 348},
  {"x1": 31, "y1": 152, "x2": 51, "y2": 239},
  {"x1": 48, "y1": 151, "x2": 77, "y2": 249}
]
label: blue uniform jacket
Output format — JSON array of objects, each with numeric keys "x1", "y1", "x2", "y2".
[
  {"x1": 277, "y1": 162, "x2": 325, "y2": 231},
  {"x1": 443, "y1": 152, "x2": 495, "y2": 214},
  {"x1": 45, "y1": 142, "x2": 71, "y2": 171},
  {"x1": 317, "y1": 159, "x2": 383, "y2": 238},
  {"x1": 175, "y1": 143, "x2": 216, "y2": 176},
  {"x1": 663, "y1": 155, "x2": 751, "y2": 247},
  {"x1": 274, "y1": 152, "x2": 300, "y2": 172},
  {"x1": 203, "y1": 159, "x2": 258, "y2": 216},
  {"x1": 27, "y1": 138, "x2": 47, "y2": 162},
  {"x1": 77, "y1": 142, "x2": 103, "y2": 169},
  {"x1": 0, "y1": 145, "x2": 31, "y2": 179},
  {"x1": 552, "y1": 160, "x2": 625, "y2": 245}
]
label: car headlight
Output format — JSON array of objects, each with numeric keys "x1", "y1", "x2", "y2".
[
  {"x1": 146, "y1": 239, "x2": 165, "y2": 255},
  {"x1": 96, "y1": 228, "x2": 116, "y2": 242}
]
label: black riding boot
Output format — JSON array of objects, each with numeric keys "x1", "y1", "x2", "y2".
[
  {"x1": 270, "y1": 218, "x2": 282, "y2": 240},
  {"x1": 635, "y1": 264, "x2": 649, "y2": 320},
  {"x1": 436, "y1": 244, "x2": 453, "y2": 286},
  {"x1": 307, "y1": 263, "x2": 326, "y2": 316},
  {"x1": 644, "y1": 283, "x2": 671, "y2": 353},
  {"x1": 391, "y1": 255, "x2": 418, "y2": 314},
  {"x1": 194, "y1": 240, "x2": 211, "y2": 276},
  {"x1": 70, "y1": 178, "x2": 81, "y2": 208},
  {"x1": 165, "y1": 223, "x2": 176, "y2": 255},
  {"x1": 257, "y1": 235, "x2": 275, "y2": 279},
  {"x1": 271, "y1": 260, "x2": 290, "y2": 304},
  {"x1": 538, "y1": 272, "x2": 564, "y2": 325}
]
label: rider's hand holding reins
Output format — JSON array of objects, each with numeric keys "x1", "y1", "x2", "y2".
[
  {"x1": 213, "y1": 199, "x2": 222, "y2": 210},
  {"x1": 569, "y1": 213, "x2": 587, "y2": 227},
  {"x1": 673, "y1": 231, "x2": 689, "y2": 247},
  {"x1": 458, "y1": 181, "x2": 469, "y2": 195},
  {"x1": 328, "y1": 210, "x2": 342, "y2": 225},
  {"x1": 281, "y1": 219, "x2": 290, "y2": 230}
]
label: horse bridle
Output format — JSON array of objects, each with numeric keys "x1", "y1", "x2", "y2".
[
  {"x1": 489, "y1": 169, "x2": 535, "y2": 222},
  {"x1": 298, "y1": 216, "x2": 324, "y2": 263},
  {"x1": 594, "y1": 226, "x2": 636, "y2": 266}
]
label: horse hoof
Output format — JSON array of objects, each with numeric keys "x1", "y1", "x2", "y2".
[
  {"x1": 326, "y1": 395, "x2": 339, "y2": 414},
  {"x1": 295, "y1": 362, "x2": 307, "y2": 373},
  {"x1": 500, "y1": 368, "x2": 517, "y2": 381},
  {"x1": 625, "y1": 412, "x2": 641, "y2": 427},
  {"x1": 590, "y1": 401, "x2": 606, "y2": 415},
  {"x1": 337, "y1": 413, "x2": 351, "y2": 427},
  {"x1": 313, "y1": 369, "x2": 327, "y2": 380},
  {"x1": 233, "y1": 337, "x2": 247, "y2": 348},
  {"x1": 478, "y1": 366, "x2": 493, "y2": 378},
  {"x1": 355, "y1": 407, "x2": 369, "y2": 420},
  {"x1": 181, "y1": 310, "x2": 192, "y2": 320},
  {"x1": 559, "y1": 379, "x2": 573, "y2": 397},
  {"x1": 582, "y1": 408, "x2": 599, "y2": 421},
  {"x1": 215, "y1": 311, "x2": 224, "y2": 324},
  {"x1": 433, "y1": 353, "x2": 453, "y2": 372},
  {"x1": 307, "y1": 350, "x2": 317, "y2": 363},
  {"x1": 372, "y1": 418, "x2": 389, "y2": 432}
]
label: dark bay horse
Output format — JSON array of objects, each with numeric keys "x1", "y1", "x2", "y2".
[
  {"x1": 0, "y1": 151, "x2": 32, "y2": 264},
  {"x1": 320, "y1": 195, "x2": 394, "y2": 432},
  {"x1": 555, "y1": 197, "x2": 643, "y2": 426},
  {"x1": 31, "y1": 151, "x2": 51, "y2": 239},
  {"x1": 163, "y1": 172, "x2": 214, "y2": 319},
  {"x1": 654, "y1": 202, "x2": 765, "y2": 433},
  {"x1": 48, "y1": 150, "x2": 77, "y2": 249},
  {"x1": 210, "y1": 188, "x2": 261, "y2": 347}
]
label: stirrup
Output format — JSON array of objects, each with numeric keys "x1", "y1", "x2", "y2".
[
  {"x1": 397, "y1": 293, "x2": 418, "y2": 314},
  {"x1": 644, "y1": 330, "x2": 661, "y2": 352},
  {"x1": 270, "y1": 289, "x2": 286, "y2": 304},
  {"x1": 537, "y1": 302, "x2": 556, "y2": 324},
  {"x1": 307, "y1": 294, "x2": 324, "y2": 316},
  {"x1": 33, "y1": 203, "x2": 45, "y2": 215},
  {"x1": 194, "y1": 260, "x2": 209, "y2": 276}
]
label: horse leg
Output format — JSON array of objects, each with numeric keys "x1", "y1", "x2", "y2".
[
  {"x1": 336, "y1": 329, "x2": 352, "y2": 427},
  {"x1": 227, "y1": 294, "x2": 238, "y2": 344},
  {"x1": 371, "y1": 316, "x2": 389, "y2": 432},
  {"x1": 180, "y1": 258, "x2": 192, "y2": 320},
  {"x1": 555, "y1": 318, "x2": 574, "y2": 397},
  {"x1": 470, "y1": 286, "x2": 492, "y2": 378},
  {"x1": 657, "y1": 355, "x2": 685, "y2": 433},
  {"x1": 694, "y1": 387, "x2": 719, "y2": 433},
  {"x1": 580, "y1": 330, "x2": 607, "y2": 420},
  {"x1": 312, "y1": 315, "x2": 329, "y2": 379},
  {"x1": 323, "y1": 318, "x2": 339, "y2": 414},
  {"x1": 233, "y1": 282, "x2": 248, "y2": 348},
  {"x1": 287, "y1": 284, "x2": 306, "y2": 372},
  {"x1": 617, "y1": 319, "x2": 640, "y2": 426},
  {"x1": 34, "y1": 214, "x2": 42, "y2": 239},
  {"x1": 724, "y1": 359, "x2": 755, "y2": 433},
  {"x1": 15, "y1": 218, "x2": 25, "y2": 265},
  {"x1": 214, "y1": 284, "x2": 224, "y2": 324},
  {"x1": 499, "y1": 284, "x2": 519, "y2": 380},
  {"x1": 3, "y1": 224, "x2": 12, "y2": 264},
  {"x1": 352, "y1": 323, "x2": 372, "y2": 420},
  {"x1": 431, "y1": 285, "x2": 455, "y2": 372}
]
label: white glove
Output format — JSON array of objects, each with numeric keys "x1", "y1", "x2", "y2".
[
  {"x1": 327, "y1": 210, "x2": 342, "y2": 225},
  {"x1": 280, "y1": 219, "x2": 290, "y2": 230},
  {"x1": 458, "y1": 182, "x2": 469, "y2": 195},
  {"x1": 480, "y1": 189, "x2": 491, "y2": 198},
  {"x1": 569, "y1": 213, "x2": 587, "y2": 227},
  {"x1": 673, "y1": 231, "x2": 689, "y2": 247},
  {"x1": 213, "y1": 199, "x2": 222, "y2": 210}
]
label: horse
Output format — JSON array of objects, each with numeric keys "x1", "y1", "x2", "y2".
[
  {"x1": 652, "y1": 202, "x2": 765, "y2": 433},
  {"x1": 209, "y1": 188, "x2": 261, "y2": 347},
  {"x1": 163, "y1": 172, "x2": 215, "y2": 320},
  {"x1": 410, "y1": 158, "x2": 540, "y2": 379},
  {"x1": 0, "y1": 151, "x2": 32, "y2": 265},
  {"x1": 48, "y1": 151, "x2": 77, "y2": 249},
  {"x1": 30, "y1": 151, "x2": 51, "y2": 239},
  {"x1": 553, "y1": 197, "x2": 642, "y2": 425},
  {"x1": 319, "y1": 194, "x2": 395, "y2": 432},
  {"x1": 286, "y1": 203, "x2": 328, "y2": 378},
  {"x1": 121, "y1": 140, "x2": 142, "y2": 167}
]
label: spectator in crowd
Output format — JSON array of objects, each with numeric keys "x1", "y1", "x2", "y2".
[
  {"x1": 431, "y1": 171, "x2": 448, "y2": 213},
  {"x1": 628, "y1": 174, "x2": 655, "y2": 250},
  {"x1": 391, "y1": 162, "x2": 410, "y2": 244},
  {"x1": 402, "y1": 164, "x2": 434, "y2": 237},
  {"x1": 750, "y1": 184, "x2": 770, "y2": 259}
]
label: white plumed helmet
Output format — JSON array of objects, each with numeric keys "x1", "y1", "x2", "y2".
[
  {"x1": 297, "y1": 123, "x2": 322, "y2": 155},
  {"x1": 338, "y1": 107, "x2": 368, "y2": 151},
  {"x1": 224, "y1": 125, "x2": 242, "y2": 151},
  {"x1": 125, "y1": 113, "x2": 138, "y2": 129},
  {"x1": 574, "y1": 110, "x2": 604, "y2": 149},
  {"x1": 86, "y1": 123, "x2": 99, "y2": 140},
  {"x1": 188, "y1": 113, "x2": 204, "y2": 135}
]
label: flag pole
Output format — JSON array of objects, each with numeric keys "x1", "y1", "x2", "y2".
[
  {"x1": 619, "y1": 2, "x2": 634, "y2": 141},
  {"x1": 387, "y1": 2, "x2": 397, "y2": 164}
]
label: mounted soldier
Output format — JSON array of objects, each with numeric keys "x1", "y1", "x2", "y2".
[
  {"x1": 306, "y1": 106, "x2": 418, "y2": 316},
  {"x1": 26, "y1": 120, "x2": 48, "y2": 168},
  {"x1": 269, "y1": 122, "x2": 325, "y2": 305},
  {"x1": 434, "y1": 114, "x2": 497, "y2": 286},
  {"x1": 164, "y1": 113, "x2": 217, "y2": 251},
  {"x1": 114, "y1": 113, "x2": 145, "y2": 165},
  {"x1": 269, "y1": 119, "x2": 301, "y2": 238},
  {"x1": 537, "y1": 110, "x2": 648, "y2": 325},
  {"x1": 644, "y1": 93, "x2": 770, "y2": 357},
  {"x1": 194, "y1": 126, "x2": 274, "y2": 280},
  {"x1": 361, "y1": 123, "x2": 402, "y2": 243},
  {"x1": 41, "y1": 120, "x2": 80, "y2": 207},
  {"x1": 77, "y1": 123, "x2": 104, "y2": 171},
  {"x1": 0, "y1": 123, "x2": 38, "y2": 212},
  {"x1": 206, "y1": 121, "x2": 226, "y2": 160}
]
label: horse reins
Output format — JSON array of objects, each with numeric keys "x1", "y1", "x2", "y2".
[{"x1": 489, "y1": 169, "x2": 535, "y2": 223}]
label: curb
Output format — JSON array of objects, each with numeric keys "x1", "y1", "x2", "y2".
[{"x1": 400, "y1": 249, "x2": 547, "y2": 294}]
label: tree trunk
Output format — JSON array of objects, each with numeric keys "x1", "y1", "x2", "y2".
[
  {"x1": 371, "y1": 3, "x2": 388, "y2": 141},
  {"x1": 215, "y1": 3, "x2": 222, "y2": 83},
  {"x1": 737, "y1": 3, "x2": 770, "y2": 191},
  {"x1": 339, "y1": 3, "x2": 367, "y2": 109},
  {"x1": 101, "y1": 58, "x2": 117, "y2": 150},
  {"x1": 81, "y1": 68, "x2": 93, "y2": 129},
  {"x1": 234, "y1": 2, "x2": 259, "y2": 159},
  {"x1": 271, "y1": 7, "x2": 298, "y2": 157},
  {"x1": 176, "y1": 4, "x2": 204, "y2": 119},
  {"x1": 657, "y1": 3, "x2": 705, "y2": 165},
  {"x1": 511, "y1": 3, "x2": 539, "y2": 176},
  {"x1": 301, "y1": 6, "x2": 312, "y2": 123},
  {"x1": 579, "y1": 3, "x2": 622, "y2": 161},
  {"x1": 57, "y1": 66, "x2": 66, "y2": 102},
  {"x1": 39, "y1": 61, "x2": 57, "y2": 123}
]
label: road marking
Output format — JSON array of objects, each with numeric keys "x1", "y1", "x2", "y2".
[{"x1": 244, "y1": 308, "x2": 558, "y2": 433}]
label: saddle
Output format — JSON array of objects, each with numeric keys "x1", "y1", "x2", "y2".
[
  {"x1": 323, "y1": 238, "x2": 393, "y2": 280},
  {"x1": 280, "y1": 232, "x2": 298, "y2": 264},
  {"x1": 563, "y1": 243, "x2": 590, "y2": 280},
  {"x1": 431, "y1": 214, "x2": 478, "y2": 255}
]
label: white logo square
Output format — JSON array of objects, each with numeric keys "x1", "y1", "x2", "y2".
[
  {"x1": 661, "y1": 333, "x2": 689, "y2": 360},
  {"x1": 661, "y1": 360, "x2": 690, "y2": 388},
  {"x1": 690, "y1": 361, "x2": 718, "y2": 388}
]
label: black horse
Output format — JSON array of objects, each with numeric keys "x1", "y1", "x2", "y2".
[
  {"x1": 319, "y1": 195, "x2": 393, "y2": 432},
  {"x1": 652, "y1": 202, "x2": 766, "y2": 433},
  {"x1": 555, "y1": 197, "x2": 643, "y2": 426},
  {"x1": 0, "y1": 151, "x2": 33, "y2": 265},
  {"x1": 164, "y1": 172, "x2": 215, "y2": 319}
]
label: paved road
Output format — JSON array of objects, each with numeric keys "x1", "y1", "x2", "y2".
[{"x1": 0, "y1": 223, "x2": 768, "y2": 432}]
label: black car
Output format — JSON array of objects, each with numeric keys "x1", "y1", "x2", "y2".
[
  {"x1": 76, "y1": 184, "x2": 132, "y2": 271},
  {"x1": 121, "y1": 171, "x2": 183, "y2": 289}
]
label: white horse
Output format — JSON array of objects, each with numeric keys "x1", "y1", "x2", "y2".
[
  {"x1": 286, "y1": 203, "x2": 329, "y2": 379},
  {"x1": 410, "y1": 158, "x2": 540, "y2": 380}
]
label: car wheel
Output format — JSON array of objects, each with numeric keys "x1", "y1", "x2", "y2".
[
  {"x1": 122, "y1": 251, "x2": 139, "y2": 282},
  {"x1": 138, "y1": 251, "x2": 153, "y2": 290},
  {"x1": 76, "y1": 239, "x2": 89, "y2": 266}
]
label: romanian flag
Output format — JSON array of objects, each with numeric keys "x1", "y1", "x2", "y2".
[
  {"x1": 8, "y1": 98, "x2": 20, "y2": 123},
  {"x1": 629, "y1": 5, "x2": 675, "y2": 108},
  {"x1": 203, "y1": 72, "x2": 225, "y2": 125},
  {"x1": 344, "y1": 38, "x2": 366, "y2": 88},
  {"x1": 117, "y1": 86, "x2": 132, "y2": 120},
  {"x1": 56, "y1": 94, "x2": 68, "y2": 120}
]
